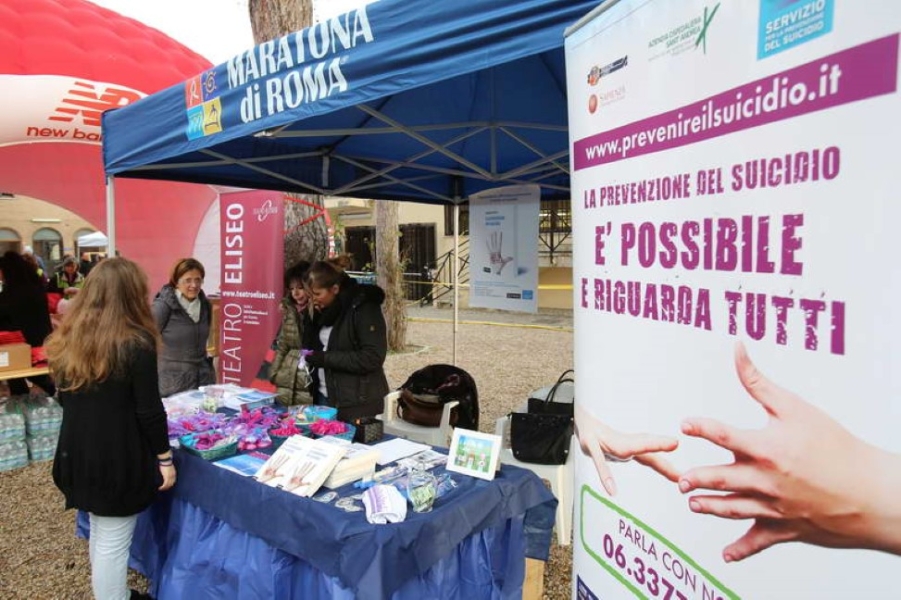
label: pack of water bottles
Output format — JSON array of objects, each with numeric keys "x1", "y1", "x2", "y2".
[
  {"x1": 0, "y1": 394, "x2": 62, "y2": 468},
  {"x1": 0, "y1": 439, "x2": 28, "y2": 471},
  {"x1": 24, "y1": 395, "x2": 63, "y2": 436},
  {"x1": 0, "y1": 398, "x2": 26, "y2": 443},
  {"x1": 0, "y1": 397, "x2": 27, "y2": 471},
  {"x1": 24, "y1": 395, "x2": 61, "y2": 462},
  {"x1": 26, "y1": 434, "x2": 57, "y2": 462}
]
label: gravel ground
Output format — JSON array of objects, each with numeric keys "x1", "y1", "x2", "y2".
[{"x1": 0, "y1": 306, "x2": 574, "y2": 599}]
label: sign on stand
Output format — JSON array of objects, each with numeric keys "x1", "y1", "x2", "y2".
[
  {"x1": 566, "y1": 1, "x2": 900, "y2": 598},
  {"x1": 468, "y1": 184, "x2": 540, "y2": 313},
  {"x1": 218, "y1": 191, "x2": 284, "y2": 387}
]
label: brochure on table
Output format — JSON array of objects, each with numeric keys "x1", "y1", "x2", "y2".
[
  {"x1": 318, "y1": 437, "x2": 381, "y2": 489},
  {"x1": 254, "y1": 435, "x2": 347, "y2": 497}
]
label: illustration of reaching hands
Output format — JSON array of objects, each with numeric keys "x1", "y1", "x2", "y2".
[
  {"x1": 575, "y1": 402, "x2": 680, "y2": 497},
  {"x1": 486, "y1": 231, "x2": 513, "y2": 275},
  {"x1": 679, "y1": 342, "x2": 901, "y2": 562},
  {"x1": 283, "y1": 461, "x2": 314, "y2": 492},
  {"x1": 257, "y1": 453, "x2": 289, "y2": 483}
]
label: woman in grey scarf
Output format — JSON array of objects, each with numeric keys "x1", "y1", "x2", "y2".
[{"x1": 152, "y1": 258, "x2": 215, "y2": 397}]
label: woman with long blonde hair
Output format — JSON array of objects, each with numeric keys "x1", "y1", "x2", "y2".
[{"x1": 48, "y1": 258, "x2": 175, "y2": 600}]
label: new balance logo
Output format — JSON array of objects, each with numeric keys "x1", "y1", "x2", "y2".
[{"x1": 49, "y1": 81, "x2": 143, "y2": 127}]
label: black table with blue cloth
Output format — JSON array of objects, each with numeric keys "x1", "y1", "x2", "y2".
[{"x1": 77, "y1": 448, "x2": 557, "y2": 599}]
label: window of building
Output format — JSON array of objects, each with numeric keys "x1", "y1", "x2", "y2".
[
  {"x1": 443, "y1": 203, "x2": 470, "y2": 236},
  {"x1": 0, "y1": 227, "x2": 20, "y2": 255},
  {"x1": 32, "y1": 227, "x2": 63, "y2": 271},
  {"x1": 538, "y1": 199, "x2": 572, "y2": 265}
]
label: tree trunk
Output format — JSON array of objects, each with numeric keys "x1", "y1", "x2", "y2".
[
  {"x1": 284, "y1": 194, "x2": 329, "y2": 266},
  {"x1": 248, "y1": 0, "x2": 406, "y2": 349},
  {"x1": 248, "y1": 0, "x2": 326, "y2": 268},
  {"x1": 376, "y1": 201, "x2": 407, "y2": 352},
  {"x1": 248, "y1": 0, "x2": 313, "y2": 44}
]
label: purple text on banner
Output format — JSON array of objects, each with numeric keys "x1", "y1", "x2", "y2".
[{"x1": 573, "y1": 34, "x2": 899, "y2": 170}]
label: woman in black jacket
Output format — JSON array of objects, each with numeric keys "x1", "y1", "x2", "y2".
[
  {"x1": 0, "y1": 251, "x2": 55, "y2": 396},
  {"x1": 303, "y1": 258, "x2": 389, "y2": 421},
  {"x1": 48, "y1": 258, "x2": 174, "y2": 600}
]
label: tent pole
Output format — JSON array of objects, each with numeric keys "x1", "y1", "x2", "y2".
[
  {"x1": 453, "y1": 202, "x2": 459, "y2": 366},
  {"x1": 105, "y1": 176, "x2": 116, "y2": 257}
]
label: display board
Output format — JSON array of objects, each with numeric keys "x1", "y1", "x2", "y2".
[
  {"x1": 218, "y1": 191, "x2": 284, "y2": 387},
  {"x1": 566, "y1": 1, "x2": 900, "y2": 598},
  {"x1": 468, "y1": 184, "x2": 540, "y2": 313}
]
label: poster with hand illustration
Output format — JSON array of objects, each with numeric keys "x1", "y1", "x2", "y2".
[
  {"x1": 468, "y1": 184, "x2": 539, "y2": 312},
  {"x1": 566, "y1": 1, "x2": 901, "y2": 598}
]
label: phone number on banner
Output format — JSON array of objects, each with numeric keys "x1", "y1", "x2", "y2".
[{"x1": 580, "y1": 486, "x2": 738, "y2": 600}]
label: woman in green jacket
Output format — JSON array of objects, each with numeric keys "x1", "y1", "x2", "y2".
[{"x1": 269, "y1": 261, "x2": 313, "y2": 406}]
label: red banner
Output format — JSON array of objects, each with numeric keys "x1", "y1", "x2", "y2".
[{"x1": 218, "y1": 191, "x2": 284, "y2": 387}]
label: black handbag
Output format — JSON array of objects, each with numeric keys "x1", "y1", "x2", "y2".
[
  {"x1": 510, "y1": 370, "x2": 575, "y2": 465},
  {"x1": 526, "y1": 370, "x2": 574, "y2": 416}
]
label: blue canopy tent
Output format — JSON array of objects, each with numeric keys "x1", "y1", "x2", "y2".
[{"x1": 101, "y1": 0, "x2": 601, "y2": 359}]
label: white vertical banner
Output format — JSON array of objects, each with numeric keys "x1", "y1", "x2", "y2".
[
  {"x1": 566, "y1": 1, "x2": 900, "y2": 599},
  {"x1": 468, "y1": 184, "x2": 540, "y2": 313}
]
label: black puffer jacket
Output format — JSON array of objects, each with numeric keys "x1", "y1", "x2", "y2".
[
  {"x1": 151, "y1": 285, "x2": 215, "y2": 397},
  {"x1": 304, "y1": 277, "x2": 389, "y2": 421}
]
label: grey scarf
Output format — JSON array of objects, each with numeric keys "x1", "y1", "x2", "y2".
[{"x1": 176, "y1": 290, "x2": 202, "y2": 323}]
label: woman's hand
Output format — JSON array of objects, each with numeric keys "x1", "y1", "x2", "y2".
[
  {"x1": 679, "y1": 342, "x2": 901, "y2": 561},
  {"x1": 158, "y1": 463, "x2": 177, "y2": 491},
  {"x1": 575, "y1": 402, "x2": 680, "y2": 496}
]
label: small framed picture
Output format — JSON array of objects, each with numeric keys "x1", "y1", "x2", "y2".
[{"x1": 446, "y1": 428, "x2": 502, "y2": 481}]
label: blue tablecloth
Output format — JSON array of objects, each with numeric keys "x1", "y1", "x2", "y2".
[{"x1": 77, "y1": 448, "x2": 556, "y2": 599}]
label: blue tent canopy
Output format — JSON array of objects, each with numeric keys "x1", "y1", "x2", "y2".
[{"x1": 101, "y1": 0, "x2": 602, "y2": 205}]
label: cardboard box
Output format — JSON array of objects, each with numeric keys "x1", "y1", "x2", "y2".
[{"x1": 0, "y1": 343, "x2": 31, "y2": 373}]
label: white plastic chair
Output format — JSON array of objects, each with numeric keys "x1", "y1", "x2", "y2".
[
  {"x1": 494, "y1": 382, "x2": 574, "y2": 546},
  {"x1": 379, "y1": 391, "x2": 459, "y2": 448}
]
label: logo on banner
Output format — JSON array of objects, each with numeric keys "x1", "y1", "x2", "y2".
[
  {"x1": 22, "y1": 78, "x2": 144, "y2": 144},
  {"x1": 588, "y1": 85, "x2": 627, "y2": 114},
  {"x1": 587, "y1": 56, "x2": 628, "y2": 86},
  {"x1": 185, "y1": 69, "x2": 223, "y2": 140},
  {"x1": 647, "y1": 3, "x2": 720, "y2": 61},
  {"x1": 757, "y1": 0, "x2": 834, "y2": 59},
  {"x1": 587, "y1": 55, "x2": 629, "y2": 114},
  {"x1": 253, "y1": 199, "x2": 280, "y2": 222}
]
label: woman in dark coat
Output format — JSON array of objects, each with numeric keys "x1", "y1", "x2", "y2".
[
  {"x1": 152, "y1": 258, "x2": 215, "y2": 397},
  {"x1": 0, "y1": 251, "x2": 55, "y2": 396},
  {"x1": 48, "y1": 258, "x2": 175, "y2": 600},
  {"x1": 303, "y1": 257, "x2": 389, "y2": 422}
]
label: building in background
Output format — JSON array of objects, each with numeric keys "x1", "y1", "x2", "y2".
[
  {"x1": 0, "y1": 193, "x2": 104, "y2": 272},
  {"x1": 325, "y1": 197, "x2": 574, "y2": 310},
  {"x1": 4, "y1": 191, "x2": 574, "y2": 310}
]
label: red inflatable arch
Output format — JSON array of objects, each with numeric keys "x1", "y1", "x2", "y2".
[{"x1": 0, "y1": 0, "x2": 220, "y2": 287}]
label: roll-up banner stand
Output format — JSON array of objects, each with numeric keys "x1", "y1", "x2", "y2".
[
  {"x1": 566, "y1": 1, "x2": 900, "y2": 598},
  {"x1": 218, "y1": 191, "x2": 284, "y2": 387}
]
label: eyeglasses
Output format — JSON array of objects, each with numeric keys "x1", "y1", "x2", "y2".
[{"x1": 179, "y1": 277, "x2": 204, "y2": 286}]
